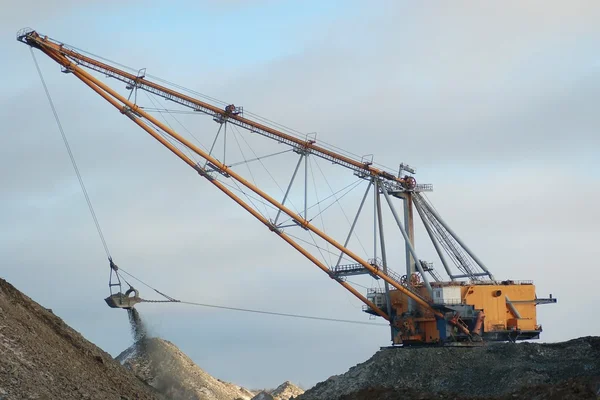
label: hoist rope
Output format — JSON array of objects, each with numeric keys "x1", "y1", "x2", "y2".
[{"x1": 31, "y1": 48, "x2": 111, "y2": 260}]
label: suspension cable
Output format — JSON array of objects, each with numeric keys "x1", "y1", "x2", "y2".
[
  {"x1": 277, "y1": 178, "x2": 363, "y2": 227},
  {"x1": 30, "y1": 46, "x2": 387, "y2": 329},
  {"x1": 227, "y1": 148, "x2": 293, "y2": 168},
  {"x1": 61, "y1": 41, "x2": 403, "y2": 174},
  {"x1": 31, "y1": 48, "x2": 111, "y2": 259}
]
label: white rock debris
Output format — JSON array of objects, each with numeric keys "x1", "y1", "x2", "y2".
[
  {"x1": 251, "y1": 381, "x2": 304, "y2": 400},
  {"x1": 117, "y1": 337, "x2": 255, "y2": 400}
]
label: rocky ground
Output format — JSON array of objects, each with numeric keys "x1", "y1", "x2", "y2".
[
  {"x1": 117, "y1": 335, "x2": 304, "y2": 400},
  {"x1": 0, "y1": 277, "x2": 164, "y2": 400},
  {"x1": 251, "y1": 381, "x2": 304, "y2": 400},
  {"x1": 329, "y1": 377, "x2": 600, "y2": 400},
  {"x1": 295, "y1": 338, "x2": 600, "y2": 400},
  {"x1": 328, "y1": 377, "x2": 600, "y2": 400},
  {"x1": 0, "y1": 276, "x2": 303, "y2": 400},
  {"x1": 2, "y1": 275, "x2": 598, "y2": 400},
  {"x1": 118, "y1": 304, "x2": 303, "y2": 400},
  {"x1": 270, "y1": 382, "x2": 304, "y2": 400},
  {"x1": 117, "y1": 336, "x2": 256, "y2": 400}
]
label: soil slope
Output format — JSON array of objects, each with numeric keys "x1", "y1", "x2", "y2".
[
  {"x1": 117, "y1": 337, "x2": 255, "y2": 400},
  {"x1": 270, "y1": 381, "x2": 304, "y2": 400},
  {"x1": 251, "y1": 381, "x2": 304, "y2": 400},
  {"x1": 332, "y1": 376, "x2": 600, "y2": 400},
  {"x1": 0, "y1": 277, "x2": 163, "y2": 400},
  {"x1": 296, "y1": 338, "x2": 600, "y2": 400}
]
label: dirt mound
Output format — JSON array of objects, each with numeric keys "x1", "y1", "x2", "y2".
[
  {"x1": 270, "y1": 381, "x2": 304, "y2": 400},
  {"x1": 502, "y1": 376, "x2": 600, "y2": 400},
  {"x1": 337, "y1": 387, "x2": 471, "y2": 400},
  {"x1": 252, "y1": 392, "x2": 275, "y2": 400},
  {"x1": 117, "y1": 337, "x2": 255, "y2": 400},
  {"x1": 296, "y1": 338, "x2": 600, "y2": 400},
  {"x1": 0, "y1": 277, "x2": 163, "y2": 399},
  {"x1": 252, "y1": 381, "x2": 304, "y2": 400},
  {"x1": 333, "y1": 377, "x2": 600, "y2": 400}
]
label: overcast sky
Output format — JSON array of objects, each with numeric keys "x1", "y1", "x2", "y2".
[{"x1": 1, "y1": 0, "x2": 599, "y2": 390}]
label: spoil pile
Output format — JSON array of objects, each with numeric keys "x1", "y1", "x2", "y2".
[
  {"x1": 296, "y1": 338, "x2": 600, "y2": 400},
  {"x1": 117, "y1": 337, "x2": 255, "y2": 400},
  {"x1": 252, "y1": 392, "x2": 275, "y2": 400},
  {"x1": 0, "y1": 277, "x2": 163, "y2": 400},
  {"x1": 251, "y1": 381, "x2": 304, "y2": 400},
  {"x1": 270, "y1": 381, "x2": 304, "y2": 400},
  {"x1": 332, "y1": 377, "x2": 600, "y2": 400}
]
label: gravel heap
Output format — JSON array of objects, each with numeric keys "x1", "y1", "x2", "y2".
[
  {"x1": 296, "y1": 337, "x2": 600, "y2": 399},
  {"x1": 252, "y1": 381, "x2": 304, "y2": 400},
  {"x1": 270, "y1": 381, "x2": 304, "y2": 400},
  {"x1": 117, "y1": 336, "x2": 255, "y2": 400},
  {"x1": 0, "y1": 277, "x2": 164, "y2": 399},
  {"x1": 251, "y1": 392, "x2": 274, "y2": 400}
]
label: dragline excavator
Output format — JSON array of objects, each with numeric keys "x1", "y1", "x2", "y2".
[{"x1": 18, "y1": 28, "x2": 557, "y2": 346}]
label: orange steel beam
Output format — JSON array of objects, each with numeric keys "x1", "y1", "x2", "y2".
[
  {"x1": 34, "y1": 43, "x2": 390, "y2": 322},
  {"x1": 22, "y1": 31, "x2": 407, "y2": 186},
  {"x1": 79, "y1": 64, "x2": 390, "y2": 321},
  {"x1": 26, "y1": 32, "x2": 442, "y2": 320},
  {"x1": 34, "y1": 36, "x2": 441, "y2": 317}
]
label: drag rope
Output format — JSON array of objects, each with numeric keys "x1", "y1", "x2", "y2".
[{"x1": 118, "y1": 267, "x2": 387, "y2": 327}]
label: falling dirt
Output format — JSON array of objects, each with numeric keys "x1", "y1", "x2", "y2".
[{"x1": 127, "y1": 307, "x2": 148, "y2": 343}]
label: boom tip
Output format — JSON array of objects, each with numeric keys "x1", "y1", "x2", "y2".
[{"x1": 16, "y1": 28, "x2": 36, "y2": 43}]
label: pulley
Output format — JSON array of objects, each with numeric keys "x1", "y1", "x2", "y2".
[{"x1": 402, "y1": 175, "x2": 417, "y2": 190}]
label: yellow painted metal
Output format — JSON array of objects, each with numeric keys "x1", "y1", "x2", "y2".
[
  {"x1": 388, "y1": 282, "x2": 541, "y2": 343},
  {"x1": 461, "y1": 284, "x2": 538, "y2": 332}
]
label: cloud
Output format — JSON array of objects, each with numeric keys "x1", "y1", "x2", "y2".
[
  {"x1": 2, "y1": 0, "x2": 599, "y2": 390},
  {"x1": 202, "y1": 0, "x2": 600, "y2": 169}
]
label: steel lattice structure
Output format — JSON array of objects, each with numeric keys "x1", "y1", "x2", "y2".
[{"x1": 19, "y1": 28, "x2": 555, "y2": 346}]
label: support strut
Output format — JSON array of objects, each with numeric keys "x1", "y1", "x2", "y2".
[{"x1": 381, "y1": 188, "x2": 432, "y2": 294}]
